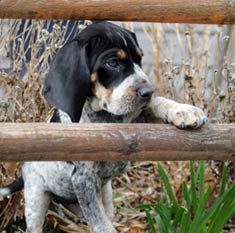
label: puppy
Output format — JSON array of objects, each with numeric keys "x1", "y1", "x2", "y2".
[{"x1": 0, "y1": 22, "x2": 207, "y2": 233}]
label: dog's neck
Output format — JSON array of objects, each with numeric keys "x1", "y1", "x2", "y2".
[
  {"x1": 80, "y1": 100, "x2": 144, "y2": 123},
  {"x1": 50, "y1": 101, "x2": 146, "y2": 123}
]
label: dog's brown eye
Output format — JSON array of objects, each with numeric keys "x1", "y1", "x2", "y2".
[{"x1": 105, "y1": 58, "x2": 120, "y2": 69}]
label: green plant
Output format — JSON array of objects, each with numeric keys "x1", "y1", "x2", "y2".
[{"x1": 138, "y1": 161, "x2": 235, "y2": 233}]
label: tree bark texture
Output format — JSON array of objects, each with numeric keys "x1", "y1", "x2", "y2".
[{"x1": 0, "y1": 123, "x2": 234, "y2": 161}]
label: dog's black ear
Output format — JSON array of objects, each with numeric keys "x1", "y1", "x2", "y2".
[{"x1": 43, "y1": 40, "x2": 90, "y2": 122}]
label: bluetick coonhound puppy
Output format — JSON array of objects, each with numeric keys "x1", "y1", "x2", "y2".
[{"x1": 0, "y1": 22, "x2": 207, "y2": 233}]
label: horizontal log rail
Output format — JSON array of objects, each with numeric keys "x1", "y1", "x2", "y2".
[
  {"x1": 0, "y1": 0, "x2": 235, "y2": 24},
  {"x1": 0, "y1": 123, "x2": 234, "y2": 161}
]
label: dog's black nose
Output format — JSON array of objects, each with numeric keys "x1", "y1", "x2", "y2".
[{"x1": 137, "y1": 86, "x2": 154, "y2": 98}]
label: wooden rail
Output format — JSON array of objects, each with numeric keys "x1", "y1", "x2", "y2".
[
  {"x1": 0, "y1": 0, "x2": 235, "y2": 24},
  {"x1": 0, "y1": 123, "x2": 234, "y2": 161}
]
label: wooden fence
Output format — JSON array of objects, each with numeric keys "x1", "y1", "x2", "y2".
[
  {"x1": 0, "y1": 0, "x2": 234, "y2": 161},
  {"x1": 0, "y1": 123, "x2": 234, "y2": 161},
  {"x1": 0, "y1": 0, "x2": 235, "y2": 24}
]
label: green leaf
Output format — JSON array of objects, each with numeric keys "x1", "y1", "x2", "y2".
[
  {"x1": 145, "y1": 209, "x2": 157, "y2": 233},
  {"x1": 190, "y1": 161, "x2": 197, "y2": 214},
  {"x1": 182, "y1": 181, "x2": 191, "y2": 214},
  {"x1": 207, "y1": 184, "x2": 235, "y2": 233},
  {"x1": 173, "y1": 206, "x2": 185, "y2": 227},
  {"x1": 156, "y1": 213, "x2": 168, "y2": 233},
  {"x1": 154, "y1": 203, "x2": 172, "y2": 220},
  {"x1": 212, "y1": 198, "x2": 235, "y2": 233},
  {"x1": 157, "y1": 162, "x2": 179, "y2": 210},
  {"x1": 219, "y1": 163, "x2": 228, "y2": 196},
  {"x1": 188, "y1": 187, "x2": 212, "y2": 233},
  {"x1": 200, "y1": 183, "x2": 235, "y2": 231},
  {"x1": 198, "y1": 161, "x2": 205, "y2": 198},
  {"x1": 155, "y1": 205, "x2": 177, "y2": 233},
  {"x1": 137, "y1": 204, "x2": 156, "y2": 210},
  {"x1": 180, "y1": 211, "x2": 190, "y2": 233},
  {"x1": 140, "y1": 163, "x2": 233, "y2": 233}
]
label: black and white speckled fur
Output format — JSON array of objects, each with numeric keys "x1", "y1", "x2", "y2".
[
  {"x1": 23, "y1": 107, "x2": 131, "y2": 233},
  {"x1": 0, "y1": 22, "x2": 207, "y2": 233}
]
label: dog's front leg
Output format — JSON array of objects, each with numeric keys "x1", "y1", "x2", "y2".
[
  {"x1": 102, "y1": 180, "x2": 114, "y2": 221},
  {"x1": 71, "y1": 169, "x2": 116, "y2": 233},
  {"x1": 24, "y1": 181, "x2": 51, "y2": 233},
  {"x1": 150, "y1": 95, "x2": 207, "y2": 128}
]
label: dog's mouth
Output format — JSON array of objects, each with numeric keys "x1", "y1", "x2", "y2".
[
  {"x1": 137, "y1": 96, "x2": 152, "y2": 111},
  {"x1": 104, "y1": 95, "x2": 152, "y2": 117},
  {"x1": 90, "y1": 82, "x2": 154, "y2": 117},
  {"x1": 140, "y1": 98, "x2": 151, "y2": 109}
]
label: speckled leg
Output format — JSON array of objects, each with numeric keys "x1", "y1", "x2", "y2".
[
  {"x1": 71, "y1": 170, "x2": 116, "y2": 233},
  {"x1": 102, "y1": 180, "x2": 114, "y2": 221},
  {"x1": 24, "y1": 179, "x2": 51, "y2": 233}
]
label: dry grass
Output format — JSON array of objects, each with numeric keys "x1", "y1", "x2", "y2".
[
  {"x1": 0, "y1": 20, "x2": 234, "y2": 232},
  {"x1": 140, "y1": 23, "x2": 235, "y2": 123}
]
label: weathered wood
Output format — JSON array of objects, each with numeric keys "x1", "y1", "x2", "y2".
[
  {"x1": 0, "y1": 0, "x2": 235, "y2": 24},
  {"x1": 0, "y1": 123, "x2": 234, "y2": 161}
]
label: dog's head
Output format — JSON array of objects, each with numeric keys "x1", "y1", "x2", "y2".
[{"x1": 43, "y1": 22, "x2": 154, "y2": 122}]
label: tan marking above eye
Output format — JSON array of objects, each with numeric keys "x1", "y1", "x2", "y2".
[
  {"x1": 90, "y1": 72, "x2": 97, "y2": 82},
  {"x1": 117, "y1": 49, "x2": 127, "y2": 59},
  {"x1": 136, "y1": 47, "x2": 144, "y2": 58}
]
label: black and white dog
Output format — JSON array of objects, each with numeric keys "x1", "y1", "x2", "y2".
[{"x1": 0, "y1": 22, "x2": 207, "y2": 233}]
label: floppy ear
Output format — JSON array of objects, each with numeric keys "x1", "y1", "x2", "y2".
[{"x1": 43, "y1": 40, "x2": 90, "y2": 122}]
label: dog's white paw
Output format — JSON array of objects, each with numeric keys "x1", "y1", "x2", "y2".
[{"x1": 166, "y1": 104, "x2": 207, "y2": 129}]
